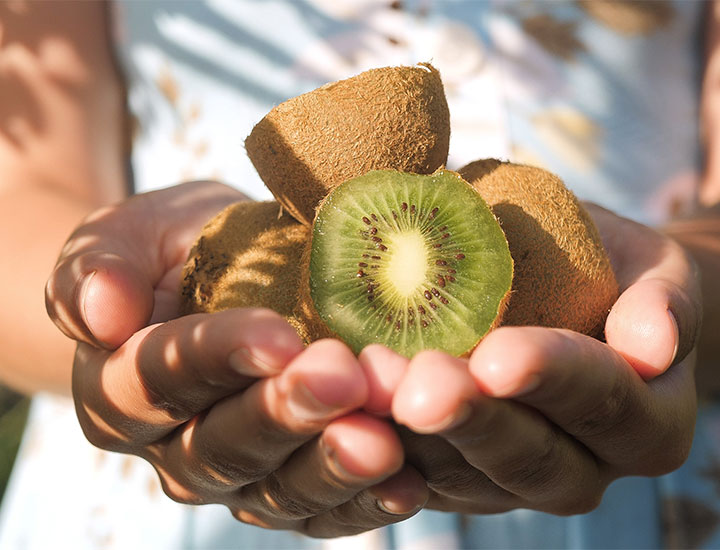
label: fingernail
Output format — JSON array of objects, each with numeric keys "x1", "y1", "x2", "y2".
[
  {"x1": 79, "y1": 271, "x2": 98, "y2": 339},
  {"x1": 285, "y1": 381, "x2": 339, "y2": 422},
  {"x1": 668, "y1": 309, "x2": 679, "y2": 365},
  {"x1": 505, "y1": 373, "x2": 541, "y2": 397},
  {"x1": 408, "y1": 402, "x2": 473, "y2": 434},
  {"x1": 376, "y1": 498, "x2": 422, "y2": 516},
  {"x1": 321, "y1": 438, "x2": 368, "y2": 483},
  {"x1": 228, "y1": 348, "x2": 282, "y2": 377},
  {"x1": 478, "y1": 360, "x2": 541, "y2": 398}
]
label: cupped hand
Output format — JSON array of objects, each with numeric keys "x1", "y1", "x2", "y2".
[
  {"x1": 45, "y1": 181, "x2": 427, "y2": 537},
  {"x1": 379, "y1": 204, "x2": 701, "y2": 515}
]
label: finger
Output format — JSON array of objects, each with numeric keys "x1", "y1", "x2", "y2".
[
  {"x1": 470, "y1": 327, "x2": 696, "y2": 476},
  {"x1": 152, "y1": 339, "x2": 368, "y2": 494},
  {"x1": 45, "y1": 181, "x2": 244, "y2": 347},
  {"x1": 397, "y1": 427, "x2": 519, "y2": 514},
  {"x1": 394, "y1": 351, "x2": 604, "y2": 514},
  {"x1": 234, "y1": 413, "x2": 403, "y2": 522},
  {"x1": 586, "y1": 204, "x2": 702, "y2": 376},
  {"x1": 358, "y1": 344, "x2": 410, "y2": 416},
  {"x1": 72, "y1": 308, "x2": 304, "y2": 449},
  {"x1": 606, "y1": 278, "x2": 698, "y2": 379},
  {"x1": 46, "y1": 250, "x2": 155, "y2": 349},
  {"x1": 302, "y1": 464, "x2": 428, "y2": 538}
]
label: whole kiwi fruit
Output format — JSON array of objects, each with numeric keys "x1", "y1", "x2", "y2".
[
  {"x1": 180, "y1": 200, "x2": 312, "y2": 342},
  {"x1": 245, "y1": 63, "x2": 451, "y2": 226},
  {"x1": 459, "y1": 159, "x2": 618, "y2": 337}
]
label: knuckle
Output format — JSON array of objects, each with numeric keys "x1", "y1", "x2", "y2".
[
  {"x1": 136, "y1": 363, "x2": 199, "y2": 423},
  {"x1": 530, "y1": 468, "x2": 609, "y2": 516},
  {"x1": 256, "y1": 475, "x2": 319, "y2": 520},
  {"x1": 549, "y1": 488, "x2": 605, "y2": 516},
  {"x1": 511, "y1": 457, "x2": 556, "y2": 494},
  {"x1": 75, "y1": 405, "x2": 133, "y2": 454},
  {"x1": 79, "y1": 422, "x2": 119, "y2": 452},
  {"x1": 134, "y1": 320, "x2": 238, "y2": 422},
  {"x1": 155, "y1": 468, "x2": 208, "y2": 506},
  {"x1": 300, "y1": 510, "x2": 367, "y2": 540},
  {"x1": 535, "y1": 464, "x2": 609, "y2": 516},
  {"x1": 661, "y1": 442, "x2": 692, "y2": 473},
  {"x1": 258, "y1": 398, "x2": 316, "y2": 440},
  {"x1": 140, "y1": 386, "x2": 197, "y2": 422},
  {"x1": 565, "y1": 376, "x2": 634, "y2": 440},
  {"x1": 181, "y1": 415, "x2": 271, "y2": 488},
  {"x1": 638, "y1": 437, "x2": 692, "y2": 477},
  {"x1": 425, "y1": 460, "x2": 489, "y2": 494},
  {"x1": 494, "y1": 431, "x2": 563, "y2": 497},
  {"x1": 231, "y1": 508, "x2": 275, "y2": 529},
  {"x1": 197, "y1": 447, "x2": 268, "y2": 487},
  {"x1": 160, "y1": 481, "x2": 206, "y2": 506}
]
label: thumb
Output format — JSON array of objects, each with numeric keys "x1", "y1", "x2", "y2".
[
  {"x1": 46, "y1": 181, "x2": 245, "y2": 350},
  {"x1": 605, "y1": 278, "x2": 700, "y2": 380},
  {"x1": 46, "y1": 250, "x2": 154, "y2": 349}
]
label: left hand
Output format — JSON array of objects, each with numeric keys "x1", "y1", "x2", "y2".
[
  {"x1": 45, "y1": 181, "x2": 429, "y2": 538},
  {"x1": 369, "y1": 205, "x2": 701, "y2": 515}
]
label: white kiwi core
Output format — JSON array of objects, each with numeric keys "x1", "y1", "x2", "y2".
[{"x1": 383, "y1": 230, "x2": 428, "y2": 297}]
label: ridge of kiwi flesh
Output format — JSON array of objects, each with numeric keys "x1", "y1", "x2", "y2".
[{"x1": 308, "y1": 170, "x2": 513, "y2": 357}]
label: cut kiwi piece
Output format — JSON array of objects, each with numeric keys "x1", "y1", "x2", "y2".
[
  {"x1": 179, "y1": 200, "x2": 313, "y2": 342},
  {"x1": 305, "y1": 170, "x2": 513, "y2": 357},
  {"x1": 245, "y1": 63, "x2": 450, "y2": 226},
  {"x1": 459, "y1": 159, "x2": 619, "y2": 337}
]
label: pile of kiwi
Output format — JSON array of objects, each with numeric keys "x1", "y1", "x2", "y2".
[{"x1": 180, "y1": 63, "x2": 618, "y2": 358}]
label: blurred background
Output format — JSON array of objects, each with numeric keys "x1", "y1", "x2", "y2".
[{"x1": 0, "y1": 386, "x2": 28, "y2": 505}]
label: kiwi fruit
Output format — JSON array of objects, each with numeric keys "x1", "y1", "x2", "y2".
[
  {"x1": 459, "y1": 159, "x2": 618, "y2": 337},
  {"x1": 245, "y1": 63, "x2": 451, "y2": 226},
  {"x1": 179, "y1": 200, "x2": 312, "y2": 341},
  {"x1": 297, "y1": 169, "x2": 514, "y2": 357}
]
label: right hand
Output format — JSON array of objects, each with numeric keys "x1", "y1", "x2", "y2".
[
  {"x1": 383, "y1": 205, "x2": 701, "y2": 516},
  {"x1": 45, "y1": 180, "x2": 427, "y2": 538}
]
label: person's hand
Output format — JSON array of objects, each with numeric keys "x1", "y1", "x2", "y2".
[
  {"x1": 373, "y1": 204, "x2": 701, "y2": 515},
  {"x1": 45, "y1": 181, "x2": 427, "y2": 537}
]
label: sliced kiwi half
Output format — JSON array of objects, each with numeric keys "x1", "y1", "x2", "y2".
[{"x1": 305, "y1": 169, "x2": 513, "y2": 357}]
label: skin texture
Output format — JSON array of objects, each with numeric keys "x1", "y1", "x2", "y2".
[{"x1": 3, "y1": 0, "x2": 720, "y2": 539}]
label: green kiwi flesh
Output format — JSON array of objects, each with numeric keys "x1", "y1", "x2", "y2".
[{"x1": 308, "y1": 170, "x2": 513, "y2": 357}]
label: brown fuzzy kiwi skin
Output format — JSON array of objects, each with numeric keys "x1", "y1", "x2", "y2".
[
  {"x1": 179, "y1": 200, "x2": 313, "y2": 342},
  {"x1": 294, "y1": 240, "x2": 335, "y2": 344},
  {"x1": 459, "y1": 159, "x2": 619, "y2": 338},
  {"x1": 244, "y1": 63, "x2": 451, "y2": 226}
]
